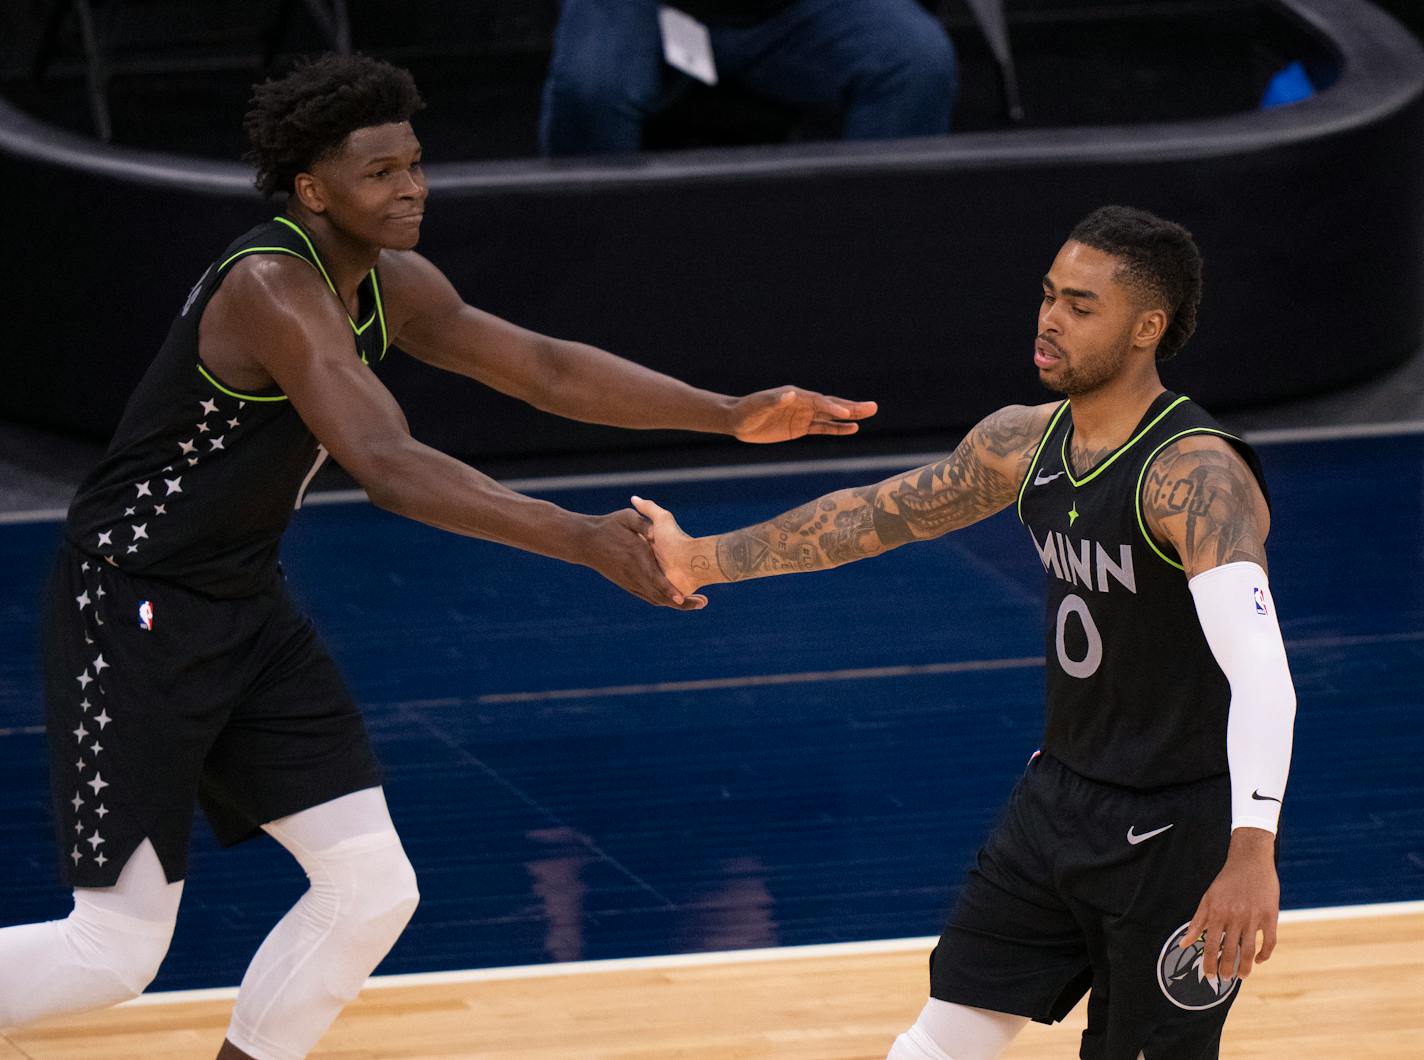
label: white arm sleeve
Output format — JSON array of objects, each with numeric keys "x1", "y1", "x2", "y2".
[{"x1": 1188, "y1": 561, "x2": 1296, "y2": 833}]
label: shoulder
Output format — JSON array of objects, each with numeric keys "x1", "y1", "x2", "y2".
[
  {"x1": 970, "y1": 402, "x2": 1062, "y2": 466},
  {"x1": 373, "y1": 249, "x2": 462, "y2": 332},
  {"x1": 1140, "y1": 432, "x2": 1270, "y2": 576},
  {"x1": 217, "y1": 252, "x2": 339, "y2": 320}
]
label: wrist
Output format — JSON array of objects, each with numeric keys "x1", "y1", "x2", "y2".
[
  {"x1": 1227, "y1": 825, "x2": 1276, "y2": 861},
  {"x1": 685, "y1": 537, "x2": 722, "y2": 589}
]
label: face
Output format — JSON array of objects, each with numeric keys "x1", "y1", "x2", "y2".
[
  {"x1": 1035, "y1": 241, "x2": 1164, "y2": 396},
  {"x1": 298, "y1": 122, "x2": 427, "y2": 249}
]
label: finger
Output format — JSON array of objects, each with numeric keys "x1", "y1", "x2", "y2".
[
  {"x1": 1235, "y1": 921, "x2": 1258, "y2": 979},
  {"x1": 1199, "y1": 921, "x2": 1219, "y2": 979},
  {"x1": 630, "y1": 495, "x2": 669, "y2": 525},
  {"x1": 804, "y1": 421, "x2": 860, "y2": 436},
  {"x1": 1216, "y1": 921, "x2": 1244, "y2": 983},
  {"x1": 818, "y1": 396, "x2": 878, "y2": 420},
  {"x1": 1181, "y1": 902, "x2": 1209, "y2": 951},
  {"x1": 1257, "y1": 914, "x2": 1278, "y2": 963}
]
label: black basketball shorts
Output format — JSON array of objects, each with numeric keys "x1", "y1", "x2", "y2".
[
  {"x1": 930, "y1": 751, "x2": 1245, "y2": 1060},
  {"x1": 42, "y1": 544, "x2": 383, "y2": 888}
]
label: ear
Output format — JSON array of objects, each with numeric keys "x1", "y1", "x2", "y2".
[
  {"x1": 293, "y1": 171, "x2": 326, "y2": 214},
  {"x1": 1134, "y1": 307, "x2": 1168, "y2": 349}
]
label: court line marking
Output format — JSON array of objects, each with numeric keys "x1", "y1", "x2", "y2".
[
  {"x1": 476, "y1": 657, "x2": 1045, "y2": 704},
  {"x1": 120, "y1": 897, "x2": 1424, "y2": 1007},
  {"x1": 3, "y1": 628, "x2": 1417, "y2": 733},
  {"x1": 463, "y1": 630, "x2": 1420, "y2": 705},
  {"x1": 3, "y1": 418, "x2": 1423, "y2": 526}
]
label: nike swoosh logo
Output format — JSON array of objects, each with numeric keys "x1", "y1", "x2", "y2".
[
  {"x1": 1034, "y1": 468, "x2": 1065, "y2": 486},
  {"x1": 1126, "y1": 823, "x2": 1174, "y2": 845},
  {"x1": 1251, "y1": 790, "x2": 1282, "y2": 803}
]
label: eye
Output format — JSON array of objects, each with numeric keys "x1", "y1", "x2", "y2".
[
  {"x1": 370, "y1": 168, "x2": 390, "y2": 179},
  {"x1": 410, "y1": 159, "x2": 423, "y2": 170},
  {"x1": 1071, "y1": 305, "x2": 1090, "y2": 316},
  {"x1": 1042, "y1": 292, "x2": 1055, "y2": 304}
]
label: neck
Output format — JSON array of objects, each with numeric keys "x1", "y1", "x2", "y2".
[
  {"x1": 284, "y1": 204, "x2": 379, "y2": 305},
  {"x1": 1066, "y1": 358, "x2": 1166, "y2": 452}
]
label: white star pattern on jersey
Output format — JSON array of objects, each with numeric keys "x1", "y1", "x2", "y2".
[
  {"x1": 96, "y1": 531, "x2": 112, "y2": 547},
  {"x1": 135, "y1": 481, "x2": 152, "y2": 497},
  {"x1": 86, "y1": 774, "x2": 108, "y2": 795},
  {"x1": 197, "y1": 421, "x2": 210, "y2": 433},
  {"x1": 165, "y1": 477, "x2": 183, "y2": 494},
  {"x1": 209, "y1": 436, "x2": 225, "y2": 451},
  {"x1": 130, "y1": 524, "x2": 148, "y2": 540},
  {"x1": 94, "y1": 709, "x2": 112, "y2": 729},
  {"x1": 178, "y1": 439, "x2": 196, "y2": 454},
  {"x1": 201, "y1": 399, "x2": 218, "y2": 415}
]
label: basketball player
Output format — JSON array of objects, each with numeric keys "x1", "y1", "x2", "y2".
[
  {"x1": 0, "y1": 55, "x2": 874, "y2": 1058},
  {"x1": 635, "y1": 206, "x2": 1296, "y2": 1059}
]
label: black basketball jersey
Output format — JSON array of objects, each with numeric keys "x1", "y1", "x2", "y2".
[
  {"x1": 65, "y1": 216, "x2": 390, "y2": 598},
  {"x1": 1016, "y1": 391, "x2": 1269, "y2": 789}
]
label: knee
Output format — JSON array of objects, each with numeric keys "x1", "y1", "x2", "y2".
[
  {"x1": 333, "y1": 840, "x2": 420, "y2": 952},
  {"x1": 68, "y1": 903, "x2": 175, "y2": 999},
  {"x1": 886, "y1": 25, "x2": 958, "y2": 99}
]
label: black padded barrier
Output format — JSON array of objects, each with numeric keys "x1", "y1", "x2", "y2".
[{"x1": 2, "y1": 0, "x2": 1422, "y2": 463}]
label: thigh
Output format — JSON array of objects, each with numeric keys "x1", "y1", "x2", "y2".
[
  {"x1": 1073, "y1": 776, "x2": 1238, "y2": 1059},
  {"x1": 714, "y1": 0, "x2": 949, "y2": 106},
  {"x1": 43, "y1": 547, "x2": 251, "y2": 886},
  {"x1": 930, "y1": 763, "x2": 1092, "y2": 1022},
  {"x1": 199, "y1": 592, "x2": 383, "y2": 847}
]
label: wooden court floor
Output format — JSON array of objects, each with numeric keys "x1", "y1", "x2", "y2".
[{"x1": 4, "y1": 910, "x2": 1420, "y2": 1059}]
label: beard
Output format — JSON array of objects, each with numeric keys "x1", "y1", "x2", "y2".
[{"x1": 1041, "y1": 332, "x2": 1134, "y2": 396}]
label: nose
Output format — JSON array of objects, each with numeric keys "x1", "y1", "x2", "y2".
[
  {"x1": 1040, "y1": 300, "x2": 1065, "y2": 333},
  {"x1": 398, "y1": 168, "x2": 426, "y2": 201}
]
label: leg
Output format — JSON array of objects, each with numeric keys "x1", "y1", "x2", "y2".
[
  {"x1": 888, "y1": 998, "x2": 1028, "y2": 1059},
  {"x1": 222, "y1": 787, "x2": 419, "y2": 1060},
  {"x1": 0, "y1": 839, "x2": 181, "y2": 1028},
  {"x1": 713, "y1": 0, "x2": 957, "y2": 138},
  {"x1": 538, "y1": 0, "x2": 669, "y2": 156}
]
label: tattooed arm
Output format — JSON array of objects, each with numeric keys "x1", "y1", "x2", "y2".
[
  {"x1": 1140, "y1": 435, "x2": 1271, "y2": 578},
  {"x1": 632, "y1": 403, "x2": 1057, "y2": 595}
]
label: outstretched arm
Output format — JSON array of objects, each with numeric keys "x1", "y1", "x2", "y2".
[
  {"x1": 204, "y1": 256, "x2": 696, "y2": 610},
  {"x1": 1143, "y1": 435, "x2": 1295, "y2": 983},
  {"x1": 379, "y1": 250, "x2": 876, "y2": 441},
  {"x1": 635, "y1": 403, "x2": 1056, "y2": 594}
]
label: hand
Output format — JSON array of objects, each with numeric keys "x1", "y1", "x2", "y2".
[
  {"x1": 579, "y1": 510, "x2": 706, "y2": 610},
  {"x1": 730, "y1": 387, "x2": 877, "y2": 444},
  {"x1": 1180, "y1": 827, "x2": 1280, "y2": 982},
  {"x1": 630, "y1": 496, "x2": 711, "y2": 604}
]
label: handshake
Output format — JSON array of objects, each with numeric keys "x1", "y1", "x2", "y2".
[{"x1": 578, "y1": 496, "x2": 713, "y2": 612}]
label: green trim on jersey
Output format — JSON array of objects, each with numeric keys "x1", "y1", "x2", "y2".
[
  {"x1": 1061, "y1": 394, "x2": 1191, "y2": 488},
  {"x1": 1016, "y1": 401, "x2": 1071, "y2": 524},
  {"x1": 1133, "y1": 425, "x2": 1246, "y2": 570},
  {"x1": 217, "y1": 245, "x2": 311, "y2": 274},
  {"x1": 370, "y1": 269, "x2": 390, "y2": 359},
  {"x1": 273, "y1": 215, "x2": 385, "y2": 356},
  {"x1": 196, "y1": 364, "x2": 290, "y2": 403}
]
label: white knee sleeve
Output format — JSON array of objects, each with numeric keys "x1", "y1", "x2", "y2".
[
  {"x1": 886, "y1": 999, "x2": 1028, "y2": 1060},
  {"x1": 0, "y1": 841, "x2": 179, "y2": 1028},
  {"x1": 229, "y1": 792, "x2": 419, "y2": 1060},
  {"x1": 889, "y1": 1025, "x2": 958, "y2": 1060}
]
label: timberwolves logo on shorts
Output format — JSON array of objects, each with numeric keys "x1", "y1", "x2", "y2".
[{"x1": 1157, "y1": 922, "x2": 1241, "y2": 1010}]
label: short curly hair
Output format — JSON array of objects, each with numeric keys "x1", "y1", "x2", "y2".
[
  {"x1": 1068, "y1": 205, "x2": 1203, "y2": 361},
  {"x1": 244, "y1": 54, "x2": 425, "y2": 198}
]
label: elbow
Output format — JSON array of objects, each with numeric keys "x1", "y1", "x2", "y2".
[{"x1": 346, "y1": 441, "x2": 422, "y2": 516}]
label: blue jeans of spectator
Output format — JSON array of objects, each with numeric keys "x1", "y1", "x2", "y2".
[{"x1": 540, "y1": 0, "x2": 957, "y2": 156}]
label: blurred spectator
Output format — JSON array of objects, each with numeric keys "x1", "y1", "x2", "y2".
[{"x1": 540, "y1": 0, "x2": 957, "y2": 156}]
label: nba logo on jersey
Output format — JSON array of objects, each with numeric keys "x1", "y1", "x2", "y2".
[
  {"x1": 1252, "y1": 587, "x2": 1268, "y2": 615},
  {"x1": 138, "y1": 600, "x2": 155, "y2": 631}
]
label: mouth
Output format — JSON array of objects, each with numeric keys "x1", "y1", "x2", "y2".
[
  {"x1": 388, "y1": 213, "x2": 424, "y2": 224},
  {"x1": 1034, "y1": 338, "x2": 1063, "y2": 369}
]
